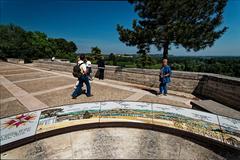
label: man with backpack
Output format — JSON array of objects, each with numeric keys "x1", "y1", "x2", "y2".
[{"x1": 72, "y1": 54, "x2": 92, "y2": 98}]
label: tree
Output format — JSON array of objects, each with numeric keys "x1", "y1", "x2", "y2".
[
  {"x1": 0, "y1": 24, "x2": 27, "y2": 59},
  {"x1": 117, "y1": 19, "x2": 152, "y2": 67},
  {"x1": 24, "y1": 31, "x2": 52, "y2": 60},
  {"x1": 91, "y1": 46, "x2": 102, "y2": 60},
  {"x1": 48, "y1": 38, "x2": 77, "y2": 61},
  {"x1": 67, "y1": 41, "x2": 77, "y2": 53},
  {"x1": 117, "y1": 0, "x2": 228, "y2": 59},
  {"x1": 109, "y1": 53, "x2": 117, "y2": 65},
  {"x1": 136, "y1": 46, "x2": 153, "y2": 68},
  {"x1": 0, "y1": 24, "x2": 78, "y2": 62}
]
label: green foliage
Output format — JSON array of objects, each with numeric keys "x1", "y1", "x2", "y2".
[
  {"x1": 108, "y1": 53, "x2": 117, "y2": 65},
  {"x1": 117, "y1": 0, "x2": 228, "y2": 59},
  {"x1": 91, "y1": 46, "x2": 102, "y2": 61},
  {"x1": 102, "y1": 54, "x2": 240, "y2": 77},
  {"x1": 24, "y1": 31, "x2": 52, "y2": 60},
  {"x1": 136, "y1": 49, "x2": 153, "y2": 68},
  {"x1": 165, "y1": 56, "x2": 240, "y2": 77},
  {"x1": 0, "y1": 24, "x2": 78, "y2": 62},
  {"x1": 0, "y1": 24, "x2": 26, "y2": 59}
]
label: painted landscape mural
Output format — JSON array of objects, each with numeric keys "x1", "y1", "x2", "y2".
[
  {"x1": 100, "y1": 101, "x2": 152, "y2": 123},
  {"x1": 37, "y1": 103, "x2": 100, "y2": 133},
  {"x1": 218, "y1": 116, "x2": 240, "y2": 148},
  {"x1": 153, "y1": 110, "x2": 223, "y2": 141},
  {"x1": 0, "y1": 101, "x2": 239, "y2": 150}
]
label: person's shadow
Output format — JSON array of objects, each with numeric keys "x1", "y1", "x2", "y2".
[{"x1": 141, "y1": 88, "x2": 158, "y2": 95}]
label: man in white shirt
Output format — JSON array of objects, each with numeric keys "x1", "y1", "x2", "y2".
[
  {"x1": 86, "y1": 59, "x2": 93, "y2": 80},
  {"x1": 72, "y1": 54, "x2": 92, "y2": 98},
  {"x1": 74, "y1": 58, "x2": 92, "y2": 89}
]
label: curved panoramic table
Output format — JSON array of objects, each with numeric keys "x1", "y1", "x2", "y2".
[{"x1": 1, "y1": 101, "x2": 239, "y2": 156}]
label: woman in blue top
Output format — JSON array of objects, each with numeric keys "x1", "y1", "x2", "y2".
[{"x1": 158, "y1": 59, "x2": 172, "y2": 96}]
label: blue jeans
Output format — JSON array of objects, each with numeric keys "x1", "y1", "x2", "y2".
[
  {"x1": 72, "y1": 75, "x2": 91, "y2": 97},
  {"x1": 159, "y1": 83, "x2": 168, "y2": 94}
]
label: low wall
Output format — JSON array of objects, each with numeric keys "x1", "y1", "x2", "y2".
[
  {"x1": 32, "y1": 60, "x2": 240, "y2": 110},
  {"x1": 7, "y1": 58, "x2": 24, "y2": 64}
]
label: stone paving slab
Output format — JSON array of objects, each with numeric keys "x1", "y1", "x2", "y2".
[
  {"x1": 2, "y1": 128, "x2": 233, "y2": 159},
  {"x1": 2, "y1": 71, "x2": 43, "y2": 78},
  {"x1": 35, "y1": 83, "x2": 133, "y2": 107},
  {"x1": 0, "y1": 97, "x2": 16, "y2": 104},
  {"x1": 0, "y1": 85, "x2": 14, "y2": 99},
  {"x1": 0, "y1": 69, "x2": 37, "y2": 75},
  {"x1": 0, "y1": 100, "x2": 28, "y2": 118},
  {"x1": 0, "y1": 76, "x2": 49, "y2": 111},
  {"x1": 0, "y1": 67, "x2": 28, "y2": 72},
  {"x1": 93, "y1": 79, "x2": 192, "y2": 108},
  {"x1": 0, "y1": 65, "x2": 26, "y2": 70},
  {"x1": 191, "y1": 100, "x2": 240, "y2": 120},
  {"x1": 102, "y1": 79, "x2": 197, "y2": 100},
  {"x1": 139, "y1": 95, "x2": 189, "y2": 108},
  {"x1": 15, "y1": 76, "x2": 75, "y2": 93},
  {"x1": 13, "y1": 75, "x2": 61, "y2": 83},
  {"x1": 124, "y1": 92, "x2": 146, "y2": 101},
  {"x1": 2, "y1": 62, "x2": 195, "y2": 108},
  {"x1": 5, "y1": 72, "x2": 54, "y2": 82},
  {"x1": 31, "y1": 84, "x2": 74, "y2": 96}
]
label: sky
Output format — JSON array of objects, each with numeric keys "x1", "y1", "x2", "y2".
[{"x1": 1, "y1": 0, "x2": 240, "y2": 56}]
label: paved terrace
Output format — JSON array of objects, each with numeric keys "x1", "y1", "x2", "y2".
[
  {"x1": 0, "y1": 61, "x2": 195, "y2": 118},
  {"x1": 1, "y1": 62, "x2": 240, "y2": 159}
]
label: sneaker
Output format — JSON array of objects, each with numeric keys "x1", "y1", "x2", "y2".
[
  {"x1": 163, "y1": 94, "x2": 167, "y2": 96},
  {"x1": 72, "y1": 96, "x2": 77, "y2": 99},
  {"x1": 87, "y1": 94, "x2": 93, "y2": 97}
]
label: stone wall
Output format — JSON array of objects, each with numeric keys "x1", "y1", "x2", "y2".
[
  {"x1": 7, "y1": 58, "x2": 24, "y2": 64},
  {"x1": 32, "y1": 60, "x2": 240, "y2": 110}
]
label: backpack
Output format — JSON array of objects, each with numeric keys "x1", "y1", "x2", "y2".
[{"x1": 72, "y1": 63, "x2": 84, "y2": 78}]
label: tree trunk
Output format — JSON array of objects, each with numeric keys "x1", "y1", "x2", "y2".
[{"x1": 163, "y1": 42, "x2": 169, "y2": 59}]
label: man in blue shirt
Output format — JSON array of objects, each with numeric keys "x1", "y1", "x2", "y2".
[{"x1": 158, "y1": 59, "x2": 172, "y2": 96}]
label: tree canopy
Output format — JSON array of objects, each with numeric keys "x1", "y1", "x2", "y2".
[
  {"x1": 0, "y1": 24, "x2": 78, "y2": 62},
  {"x1": 91, "y1": 46, "x2": 102, "y2": 60},
  {"x1": 117, "y1": 0, "x2": 228, "y2": 59}
]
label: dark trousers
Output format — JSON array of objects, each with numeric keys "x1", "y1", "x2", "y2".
[
  {"x1": 159, "y1": 83, "x2": 168, "y2": 94},
  {"x1": 99, "y1": 69, "x2": 105, "y2": 80},
  {"x1": 72, "y1": 75, "x2": 91, "y2": 97}
]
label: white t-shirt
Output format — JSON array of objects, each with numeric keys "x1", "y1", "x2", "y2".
[
  {"x1": 86, "y1": 60, "x2": 92, "y2": 67},
  {"x1": 78, "y1": 60, "x2": 86, "y2": 74}
]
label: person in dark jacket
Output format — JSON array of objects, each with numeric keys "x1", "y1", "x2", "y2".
[
  {"x1": 158, "y1": 59, "x2": 172, "y2": 96},
  {"x1": 97, "y1": 56, "x2": 105, "y2": 80}
]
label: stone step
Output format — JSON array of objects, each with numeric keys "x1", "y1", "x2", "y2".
[{"x1": 190, "y1": 100, "x2": 240, "y2": 120}]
